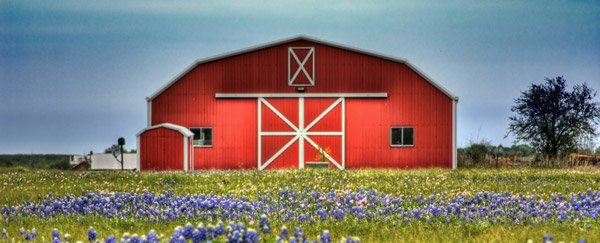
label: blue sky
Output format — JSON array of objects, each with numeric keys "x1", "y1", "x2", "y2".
[{"x1": 1, "y1": 1, "x2": 599, "y2": 154}]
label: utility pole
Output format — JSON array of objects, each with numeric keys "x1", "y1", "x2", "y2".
[{"x1": 118, "y1": 137, "x2": 125, "y2": 170}]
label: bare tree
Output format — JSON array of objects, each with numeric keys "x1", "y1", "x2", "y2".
[{"x1": 507, "y1": 76, "x2": 600, "y2": 163}]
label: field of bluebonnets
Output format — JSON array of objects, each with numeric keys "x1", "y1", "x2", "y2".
[{"x1": 0, "y1": 168, "x2": 599, "y2": 242}]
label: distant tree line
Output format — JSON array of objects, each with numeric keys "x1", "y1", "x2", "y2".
[
  {"x1": 458, "y1": 140, "x2": 537, "y2": 167},
  {"x1": 0, "y1": 144, "x2": 137, "y2": 170},
  {"x1": 459, "y1": 141, "x2": 600, "y2": 168},
  {"x1": 104, "y1": 146, "x2": 136, "y2": 154},
  {"x1": 0, "y1": 154, "x2": 71, "y2": 170}
]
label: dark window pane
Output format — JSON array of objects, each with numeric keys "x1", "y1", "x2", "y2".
[
  {"x1": 202, "y1": 128, "x2": 212, "y2": 146},
  {"x1": 391, "y1": 128, "x2": 401, "y2": 145},
  {"x1": 191, "y1": 128, "x2": 201, "y2": 140},
  {"x1": 403, "y1": 127, "x2": 414, "y2": 145}
]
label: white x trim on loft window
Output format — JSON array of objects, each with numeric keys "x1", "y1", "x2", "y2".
[{"x1": 288, "y1": 47, "x2": 315, "y2": 86}]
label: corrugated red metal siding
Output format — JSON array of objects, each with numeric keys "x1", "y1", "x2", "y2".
[
  {"x1": 151, "y1": 40, "x2": 452, "y2": 169},
  {"x1": 345, "y1": 66, "x2": 452, "y2": 168},
  {"x1": 139, "y1": 128, "x2": 185, "y2": 171}
]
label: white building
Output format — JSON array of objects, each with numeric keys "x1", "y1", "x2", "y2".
[
  {"x1": 91, "y1": 153, "x2": 137, "y2": 170},
  {"x1": 70, "y1": 153, "x2": 137, "y2": 170},
  {"x1": 70, "y1": 155, "x2": 87, "y2": 165}
]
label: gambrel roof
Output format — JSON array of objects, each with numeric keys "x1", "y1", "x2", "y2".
[{"x1": 147, "y1": 35, "x2": 458, "y2": 101}]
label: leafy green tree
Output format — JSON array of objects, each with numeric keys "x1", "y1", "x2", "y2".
[
  {"x1": 507, "y1": 76, "x2": 600, "y2": 160},
  {"x1": 464, "y1": 139, "x2": 492, "y2": 165}
]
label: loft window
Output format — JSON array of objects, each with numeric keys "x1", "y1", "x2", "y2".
[
  {"x1": 191, "y1": 128, "x2": 212, "y2": 147},
  {"x1": 391, "y1": 127, "x2": 414, "y2": 146}
]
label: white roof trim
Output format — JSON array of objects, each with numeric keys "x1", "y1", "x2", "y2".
[
  {"x1": 147, "y1": 35, "x2": 458, "y2": 101},
  {"x1": 136, "y1": 123, "x2": 194, "y2": 137},
  {"x1": 216, "y1": 93, "x2": 387, "y2": 98}
]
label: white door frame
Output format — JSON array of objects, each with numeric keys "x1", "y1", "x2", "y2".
[{"x1": 258, "y1": 97, "x2": 345, "y2": 170}]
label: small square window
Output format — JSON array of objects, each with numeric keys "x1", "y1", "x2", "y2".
[
  {"x1": 391, "y1": 127, "x2": 414, "y2": 146},
  {"x1": 191, "y1": 128, "x2": 212, "y2": 147}
]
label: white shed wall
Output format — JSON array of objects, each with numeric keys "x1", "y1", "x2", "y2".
[{"x1": 91, "y1": 153, "x2": 137, "y2": 170}]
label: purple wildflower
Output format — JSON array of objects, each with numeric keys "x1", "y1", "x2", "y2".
[
  {"x1": 345, "y1": 236, "x2": 360, "y2": 243},
  {"x1": 121, "y1": 232, "x2": 131, "y2": 242},
  {"x1": 88, "y1": 227, "x2": 97, "y2": 242},
  {"x1": 105, "y1": 235, "x2": 116, "y2": 243},
  {"x1": 260, "y1": 214, "x2": 271, "y2": 234},
  {"x1": 206, "y1": 225, "x2": 216, "y2": 240},
  {"x1": 228, "y1": 229, "x2": 242, "y2": 243},
  {"x1": 280, "y1": 226, "x2": 289, "y2": 240},
  {"x1": 320, "y1": 230, "x2": 331, "y2": 243},
  {"x1": 30, "y1": 229, "x2": 37, "y2": 239},
  {"x1": 183, "y1": 223, "x2": 194, "y2": 239},
  {"x1": 196, "y1": 224, "x2": 208, "y2": 242},
  {"x1": 52, "y1": 229, "x2": 60, "y2": 241},
  {"x1": 191, "y1": 229, "x2": 202, "y2": 243},
  {"x1": 244, "y1": 229, "x2": 260, "y2": 243},
  {"x1": 214, "y1": 221, "x2": 224, "y2": 235},
  {"x1": 294, "y1": 227, "x2": 306, "y2": 243},
  {"x1": 170, "y1": 227, "x2": 184, "y2": 243},
  {"x1": 146, "y1": 230, "x2": 160, "y2": 243},
  {"x1": 129, "y1": 234, "x2": 143, "y2": 243},
  {"x1": 317, "y1": 209, "x2": 327, "y2": 221}
]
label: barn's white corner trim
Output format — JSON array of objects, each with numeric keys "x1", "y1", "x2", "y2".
[
  {"x1": 452, "y1": 99, "x2": 458, "y2": 169},
  {"x1": 136, "y1": 136, "x2": 141, "y2": 172},
  {"x1": 257, "y1": 99, "x2": 261, "y2": 170},
  {"x1": 190, "y1": 137, "x2": 195, "y2": 171},
  {"x1": 341, "y1": 98, "x2": 346, "y2": 169},
  {"x1": 147, "y1": 100, "x2": 152, "y2": 127},
  {"x1": 183, "y1": 136, "x2": 189, "y2": 172}
]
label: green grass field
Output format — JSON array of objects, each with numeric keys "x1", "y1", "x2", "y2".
[{"x1": 0, "y1": 168, "x2": 599, "y2": 242}]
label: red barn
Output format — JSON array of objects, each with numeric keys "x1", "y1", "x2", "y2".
[{"x1": 137, "y1": 36, "x2": 458, "y2": 171}]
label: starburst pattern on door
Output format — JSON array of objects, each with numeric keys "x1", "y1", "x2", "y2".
[{"x1": 258, "y1": 97, "x2": 344, "y2": 170}]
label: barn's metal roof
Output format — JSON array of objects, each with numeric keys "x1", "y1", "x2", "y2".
[
  {"x1": 136, "y1": 123, "x2": 194, "y2": 137},
  {"x1": 147, "y1": 35, "x2": 458, "y2": 101}
]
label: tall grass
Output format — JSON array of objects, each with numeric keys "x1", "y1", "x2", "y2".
[{"x1": 0, "y1": 168, "x2": 598, "y2": 242}]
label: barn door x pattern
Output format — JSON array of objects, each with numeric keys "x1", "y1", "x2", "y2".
[{"x1": 258, "y1": 97, "x2": 345, "y2": 170}]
